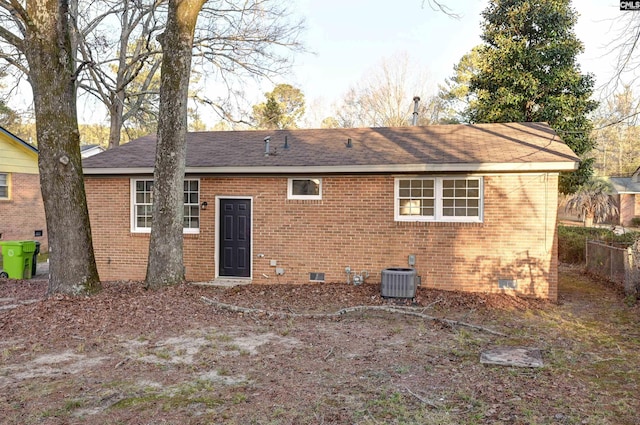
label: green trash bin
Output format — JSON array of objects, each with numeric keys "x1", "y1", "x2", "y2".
[{"x1": 0, "y1": 241, "x2": 36, "y2": 279}]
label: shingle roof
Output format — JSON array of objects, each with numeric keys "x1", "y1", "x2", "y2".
[
  {"x1": 82, "y1": 122, "x2": 579, "y2": 174},
  {"x1": 609, "y1": 177, "x2": 640, "y2": 194}
]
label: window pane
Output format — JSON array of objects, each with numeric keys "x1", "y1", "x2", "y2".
[
  {"x1": 145, "y1": 181, "x2": 154, "y2": 191},
  {"x1": 292, "y1": 179, "x2": 319, "y2": 196},
  {"x1": 0, "y1": 187, "x2": 6, "y2": 198},
  {"x1": 396, "y1": 177, "x2": 481, "y2": 221},
  {"x1": 397, "y1": 178, "x2": 435, "y2": 218},
  {"x1": 190, "y1": 181, "x2": 198, "y2": 191},
  {"x1": 189, "y1": 193, "x2": 198, "y2": 203}
]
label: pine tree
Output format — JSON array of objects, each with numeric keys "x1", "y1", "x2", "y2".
[{"x1": 469, "y1": 0, "x2": 597, "y2": 193}]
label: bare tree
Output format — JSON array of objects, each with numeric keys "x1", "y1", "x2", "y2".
[
  {"x1": 74, "y1": 0, "x2": 164, "y2": 148},
  {"x1": 331, "y1": 52, "x2": 438, "y2": 128},
  {"x1": 602, "y1": 13, "x2": 640, "y2": 95},
  {"x1": 2, "y1": 0, "x2": 305, "y2": 148},
  {"x1": 190, "y1": 0, "x2": 305, "y2": 125},
  {"x1": 145, "y1": 0, "x2": 204, "y2": 289},
  {"x1": 592, "y1": 85, "x2": 640, "y2": 177},
  {"x1": 6, "y1": 0, "x2": 101, "y2": 295}
]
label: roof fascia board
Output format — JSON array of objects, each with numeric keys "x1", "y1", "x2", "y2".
[{"x1": 83, "y1": 161, "x2": 578, "y2": 175}]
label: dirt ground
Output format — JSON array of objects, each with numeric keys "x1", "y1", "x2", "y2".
[{"x1": 1, "y1": 265, "x2": 639, "y2": 425}]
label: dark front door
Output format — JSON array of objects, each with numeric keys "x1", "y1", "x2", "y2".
[{"x1": 219, "y1": 199, "x2": 251, "y2": 277}]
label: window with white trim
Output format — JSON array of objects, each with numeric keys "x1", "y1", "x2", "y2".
[
  {"x1": 288, "y1": 178, "x2": 322, "y2": 200},
  {"x1": 0, "y1": 173, "x2": 8, "y2": 199},
  {"x1": 131, "y1": 179, "x2": 200, "y2": 233},
  {"x1": 395, "y1": 177, "x2": 483, "y2": 222}
]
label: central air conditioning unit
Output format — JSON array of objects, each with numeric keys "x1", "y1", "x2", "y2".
[{"x1": 381, "y1": 268, "x2": 418, "y2": 298}]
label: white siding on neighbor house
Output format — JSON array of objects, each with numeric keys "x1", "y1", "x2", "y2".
[{"x1": 0, "y1": 135, "x2": 38, "y2": 174}]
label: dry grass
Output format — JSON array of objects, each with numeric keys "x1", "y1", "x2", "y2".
[{"x1": 0, "y1": 266, "x2": 639, "y2": 424}]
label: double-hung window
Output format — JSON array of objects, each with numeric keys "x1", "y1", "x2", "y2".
[
  {"x1": 0, "y1": 173, "x2": 8, "y2": 199},
  {"x1": 131, "y1": 179, "x2": 200, "y2": 233},
  {"x1": 395, "y1": 177, "x2": 483, "y2": 222}
]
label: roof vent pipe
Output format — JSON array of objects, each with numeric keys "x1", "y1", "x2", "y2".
[
  {"x1": 346, "y1": 138, "x2": 352, "y2": 148},
  {"x1": 412, "y1": 96, "x2": 420, "y2": 126},
  {"x1": 264, "y1": 136, "x2": 271, "y2": 156},
  {"x1": 284, "y1": 135, "x2": 289, "y2": 150}
]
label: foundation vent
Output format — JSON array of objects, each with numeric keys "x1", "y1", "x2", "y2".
[
  {"x1": 381, "y1": 268, "x2": 418, "y2": 298},
  {"x1": 499, "y1": 279, "x2": 517, "y2": 289}
]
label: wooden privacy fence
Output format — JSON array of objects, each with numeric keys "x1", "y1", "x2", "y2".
[{"x1": 586, "y1": 240, "x2": 639, "y2": 297}]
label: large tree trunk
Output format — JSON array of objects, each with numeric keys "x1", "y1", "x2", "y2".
[
  {"x1": 24, "y1": 0, "x2": 101, "y2": 295},
  {"x1": 145, "y1": 0, "x2": 204, "y2": 289}
]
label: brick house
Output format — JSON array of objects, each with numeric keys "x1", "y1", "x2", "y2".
[
  {"x1": 609, "y1": 166, "x2": 640, "y2": 227},
  {"x1": 0, "y1": 126, "x2": 47, "y2": 251},
  {"x1": 83, "y1": 122, "x2": 578, "y2": 300}
]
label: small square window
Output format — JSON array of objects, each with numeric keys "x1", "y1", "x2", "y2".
[{"x1": 288, "y1": 178, "x2": 322, "y2": 200}]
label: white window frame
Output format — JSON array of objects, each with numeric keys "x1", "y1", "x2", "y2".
[
  {"x1": 0, "y1": 173, "x2": 8, "y2": 200},
  {"x1": 394, "y1": 176, "x2": 483, "y2": 223},
  {"x1": 287, "y1": 177, "x2": 322, "y2": 200},
  {"x1": 130, "y1": 178, "x2": 200, "y2": 234}
]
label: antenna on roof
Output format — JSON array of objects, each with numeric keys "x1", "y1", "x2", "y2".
[{"x1": 412, "y1": 96, "x2": 421, "y2": 126}]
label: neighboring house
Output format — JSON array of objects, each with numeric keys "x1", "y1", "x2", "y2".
[
  {"x1": 81, "y1": 144, "x2": 105, "y2": 158},
  {"x1": 609, "y1": 166, "x2": 640, "y2": 226},
  {"x1": 83, "y1": 122, "x2": 579, "y2": 300},
  {"x1": 0, "y1": 126, "x2": 47, "y2": 251}
]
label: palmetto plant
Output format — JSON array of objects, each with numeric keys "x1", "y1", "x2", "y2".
[{"x1": 565, "y1": 179, "x2": 619, "y2": 227}]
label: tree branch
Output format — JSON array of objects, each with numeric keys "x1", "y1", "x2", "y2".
[{"x1": 201, "y1": 296, "x2": 507, "y2": 336}]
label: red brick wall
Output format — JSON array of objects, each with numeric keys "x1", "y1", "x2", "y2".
[
  {"x1": 619, "y1": 194, "x2": 638, "y2": 226},
  {"x1": 85, "y1": 173, "x2": 560, "y2": 300},
  {"x1": 0, "y1": 173, "x2": 48, "y2": 251}
]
